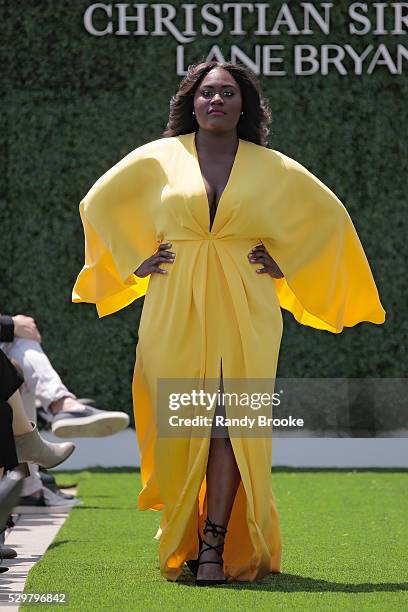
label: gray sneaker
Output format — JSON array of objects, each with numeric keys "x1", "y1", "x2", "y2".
[
  {"x1": 51, "y1": 406, "x2": 129, "y2": 438},
  {"x1": 14, "y1": 487, "x2": 82, "y2": 514}
]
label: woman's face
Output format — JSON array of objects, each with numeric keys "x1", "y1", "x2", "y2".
[{"x1": 193, "y1": 67, "x2": 242, "y2": 134}]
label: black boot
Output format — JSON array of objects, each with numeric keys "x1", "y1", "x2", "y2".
[{"x1": 0, "y1": 530, "x2": 17, "y2": 559}]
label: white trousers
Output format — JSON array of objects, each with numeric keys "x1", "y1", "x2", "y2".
[{"x1": 0, "y1": 338, "x2": 76, "y2": 411}]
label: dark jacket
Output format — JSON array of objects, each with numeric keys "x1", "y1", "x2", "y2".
[{"x1": 0, "y1": 315, "x2": 14, "y2": 343}]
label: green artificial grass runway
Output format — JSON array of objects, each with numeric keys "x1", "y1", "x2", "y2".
[{"x1": 20, "y1": 468, "x2": 408, "y2": 611}]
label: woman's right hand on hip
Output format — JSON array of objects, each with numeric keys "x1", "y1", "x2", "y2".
[{"x1": 134, "y1": 243, "x2": 176, "y2": 277}]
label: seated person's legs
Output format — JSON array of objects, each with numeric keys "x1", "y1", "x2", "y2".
[
  {"x1": 0, "y1": 349, "x2": 76, "y2": 515},
  {"x1": 3, "y1": 338, "x2": 129, "y2": 438},
  {"x1": 2, "y1": 338, "x2": 76, "y2": 412}
]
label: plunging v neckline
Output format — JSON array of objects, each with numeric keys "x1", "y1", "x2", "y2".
[{"x1": 191, "y1": 132, "x2": 242, "y2": 234}]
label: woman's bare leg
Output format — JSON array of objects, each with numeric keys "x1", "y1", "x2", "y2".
[{"x1": 196, "y1": 360, "x2": 241, "y2": 580}]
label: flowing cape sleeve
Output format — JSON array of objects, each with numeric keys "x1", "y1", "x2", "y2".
[
  {"x1": 261, "y1": 152, "x2": 386, "y2": 333},
  {"x1": 72, "y1": 142, "x2": 163, "y2": 317}
]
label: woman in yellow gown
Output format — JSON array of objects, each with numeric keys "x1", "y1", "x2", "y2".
[{"x1": 72, "y1": 61, "x2": 386, "y2": 585}]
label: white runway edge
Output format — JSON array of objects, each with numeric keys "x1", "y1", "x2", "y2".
[
  {"x1": 39, "y1": 428, "x2": 408, "y2": 470},
  {"x1": 1, "y1": 490, "x2": 76, "y2": 612}
]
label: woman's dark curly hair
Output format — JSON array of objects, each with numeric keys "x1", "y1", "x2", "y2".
[{"x1": 162, "y1": 61, "x2": 272, "y2": 147}]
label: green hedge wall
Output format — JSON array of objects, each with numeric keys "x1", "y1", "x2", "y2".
[{"x1": 2, "y1": 1, "x2": 406, "y2": 424}]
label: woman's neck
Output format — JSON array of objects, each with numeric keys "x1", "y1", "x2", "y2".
[{"x1": 195, "y1": 129, "x2": 239, "y2": 157}]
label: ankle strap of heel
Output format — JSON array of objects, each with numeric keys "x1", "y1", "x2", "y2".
[{"x1": 203, "y1": 516, "x2": 227, "y2": 538}]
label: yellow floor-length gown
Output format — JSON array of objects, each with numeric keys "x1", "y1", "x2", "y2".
[{"x1": 72, "y1": 132, "x2": 386, "y2": 582}]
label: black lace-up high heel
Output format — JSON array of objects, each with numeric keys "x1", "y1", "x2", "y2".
[
  {"x1": 195, "y1": 517, "x2": 228, "y2": 586},
  {"x1": 186, "y1": 530, "x2": 202, "y2": 577}
]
